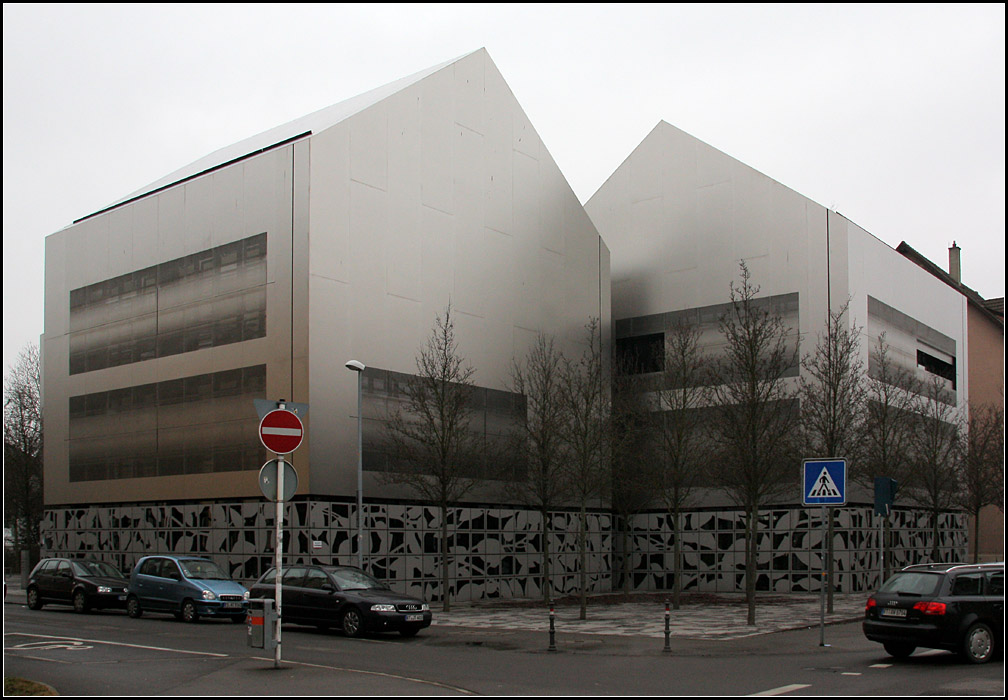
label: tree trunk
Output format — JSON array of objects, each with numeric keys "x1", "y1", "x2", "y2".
[
  {"x1": 621, "y1": 517, "x2": 631, "y2": 597},
  {"x1": 827, "y1": 507, "x2": 835, "y2": 614},
  {"x1": 931, "y1": 509, "x2": 941, "y2": 562},
  {"x1": 746, "y1": 507, "x2": 757, "y2": 626},
  {"x1": 579, "y1": 504, "x2": 587, "y2": 620},
  {"x1": 441, "y1": 507, "x2": 450, "y2": 613},
  {"x1": 972, "y1": 506, "x2": 981, "y2": 563},
  {"x1": 542, "y1": 506, "x2": 552, "y2": 602},
  {"x1": 672, "y1": 509, "x2": 682, "y2": 610}
]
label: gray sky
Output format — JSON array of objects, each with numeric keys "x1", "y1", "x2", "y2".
[{"x1": 3, "y1": 3, "x2": 1005, "y2": 374}]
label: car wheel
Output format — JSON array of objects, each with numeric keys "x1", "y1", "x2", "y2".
[
  {"x1": 883, "y1": 642, "x2": 916, "y2": 659},
  {"x1": 181, "y1": 600, "x2": 199, "y2": 623},
  {"x1": 26, "y1": 586, "x2": 43, "y2": 610},
  {"x1": 341, "y1": 607, "x2": 363, "y2": 637},
  {"x1": 962, "y1": 622, "x2": 994, "y2": 664},
  {"x1": 72, "y1": 590, "x2": 90, "y2": 614},
  {"x1": 126, "y1": 595, "x2": 143, "y2": 618}
]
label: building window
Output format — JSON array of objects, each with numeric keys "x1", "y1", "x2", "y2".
[
  {"x1": 917, "y1": 349, "x2": 956, "y2": 389},
  {"x1": 67, "y1": 365, "x2": 267, "y2": 482},
  {"x1": 68, "y1": 233, "x2": 267, "y2": 375}
]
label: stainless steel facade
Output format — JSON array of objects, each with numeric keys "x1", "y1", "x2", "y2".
[{"x1": 42, "y1": 48, "x2": 610, "y2": 508}]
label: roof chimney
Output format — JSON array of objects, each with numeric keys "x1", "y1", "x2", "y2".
[{"x1": 948, "y1": 242, "x2": 961, "y2": 284}]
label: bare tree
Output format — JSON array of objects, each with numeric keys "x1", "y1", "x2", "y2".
[
  {"x1": 906, "y1": 375, "x2": 963, "y2": 561},
  {"x1": 558, "y1": 318, "x2": 609, "y2": 620},
  {"x1": 4, "y1": 343, "x2": 44, "y2": 571},
  {"x1": 608, "y1": 356, "x2": 656, "y2": 597},
  {"x1": 708, "y1": 262, "x2": 800, "y2": 625},
  {"x1": 799, "y1": 300, "x2": 866, "y2": 612},
  {"x1": 652, "y1": 319, "x2": 709, "y2": 609},
  {"x1": 861, "y1": 334, "x2": 922, "y2": 577},
  {"x1": 957, "y1": 402, "x2": 1004, "y2": 562},
  {"x1": 506, "y1": 333, "x2": 570, "y2": 601},
  {"x1": 382, "y1": 305, "x2": 482, "y2": 612}
]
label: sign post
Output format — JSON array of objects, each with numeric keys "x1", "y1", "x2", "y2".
[
  {"x1": 802, "y1": 459, "x2": 846, "y2": 647},
  {"x1": 257, "y1": 401, "x2": 305, "y2": 668}
]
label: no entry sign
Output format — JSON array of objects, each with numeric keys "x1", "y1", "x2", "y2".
[{"x1": 259, "y1": 408, "x2": 304, "y2": 454}]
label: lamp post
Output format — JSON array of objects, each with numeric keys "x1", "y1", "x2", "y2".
[{"x1": 345, "y1": 360, "x2": 366, "y2": 570}]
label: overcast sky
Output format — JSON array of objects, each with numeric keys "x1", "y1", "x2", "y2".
[{"x1": 3, "y1": 3, "x2": 1005, "y2": 374}]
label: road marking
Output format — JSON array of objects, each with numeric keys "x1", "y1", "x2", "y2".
[
  {"x1": 869, "y1": 663, "x2": 891, "y2": 668},
  {"x1": 4, "y1": 633, "x2": 228, "y2": 657},
  {"x1": 750, "y1": 684, "x2": 812, "y2": 696},
  {"x1": 841, "y1": 672, "x2": 861, "y2": 676},
  {"x1": 11, "y1": 640, "x2": 93, "y2": 651},
  {"x1": 252, "y1": 656, "x2": 478, "y2": 695}
]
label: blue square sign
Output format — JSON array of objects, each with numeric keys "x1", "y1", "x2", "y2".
[{"x1": 803, "y1": 459, "x2": 846, "y2": 506}]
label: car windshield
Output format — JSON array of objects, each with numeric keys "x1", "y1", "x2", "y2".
[
  {"x1": 179, "y1": 559, "x2": 230, "y2": 580},
  {"x1": 71, "y1": 561, "x2": 123, "y2": 578},
  {"x1": 327, "y1": 568, "x2": 387, "y2": 591},
  {"x1": 878, "y1": 571, "x2": 943, "y2": 596}
]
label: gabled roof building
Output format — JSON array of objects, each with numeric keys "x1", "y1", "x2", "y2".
[{"x1": 42, "y1": 49, "x2": 610, "y2": 597}]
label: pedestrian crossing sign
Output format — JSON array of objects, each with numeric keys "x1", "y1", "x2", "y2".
[{"x1": 802, "y1": 459, "x2": 846, "y2": 506}]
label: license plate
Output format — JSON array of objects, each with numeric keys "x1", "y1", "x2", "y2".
[
  {"x1": 223, "y1": 602, "x2": 242, "y2": 609},
  {"x1": 404, "y1": 614, "x2": 423, "y2": 622},
  {"x1": 880, "y1": 607, "x2": 907, "y2": 618}
]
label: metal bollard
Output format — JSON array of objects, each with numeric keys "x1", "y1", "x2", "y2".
[
  {"x1": 663, "y1": 599, "x2": 671, "y2": 653},
  {"x1": 548, "y1": 600, "x2": 557, "y2": 652}
]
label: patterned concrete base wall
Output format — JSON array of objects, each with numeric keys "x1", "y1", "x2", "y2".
[
  {"x1": 40, "y1": 501, "x2": 964, "y2": 601},
  {"x1": 624, "y1": 507, "x2": 967, "y2": 595}
]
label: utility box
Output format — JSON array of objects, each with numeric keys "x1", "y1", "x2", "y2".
[{"x1": 247, "y1": 598, "x2": 277, "y2": 650}]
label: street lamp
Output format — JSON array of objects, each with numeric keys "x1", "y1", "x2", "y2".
[{"x1": 345, "y1": 360, "x2": 365, "y2": 570}]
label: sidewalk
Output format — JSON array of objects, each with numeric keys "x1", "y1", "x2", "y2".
[
  {"x1": 432, "y1": 591, "x2": 865, "y2": 641},
  {"x1": 3, "y1": 576, "x2": 865, "y2": 642}
]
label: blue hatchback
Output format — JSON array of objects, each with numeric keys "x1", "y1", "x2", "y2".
[{"x1": 126, "y1": 555, "x2": 249, "y2": 623}]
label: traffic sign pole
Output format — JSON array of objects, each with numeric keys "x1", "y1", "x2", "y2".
[
  {"x1": 256, "y1": 399, "x2": 306, "y2": 669},
  {"x1": 802, "y1": 459, "x2": 846, "y2": 649},
  {"x1": 274, "y1": 452, "x2": 283, "y2": 668}
]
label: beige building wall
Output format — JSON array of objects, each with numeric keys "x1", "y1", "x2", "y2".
[{"x1": 967, "y1": 302, "x2": 1005, "y2": 562}]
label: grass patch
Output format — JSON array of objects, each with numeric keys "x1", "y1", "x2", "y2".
[{"x1": 3, "y1": 677, "x2": 58, "y2": 696}]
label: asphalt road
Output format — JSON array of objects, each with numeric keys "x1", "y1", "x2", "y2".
[{"x1": 3, "y1": 600, "x2": 1004, "y2": 695}]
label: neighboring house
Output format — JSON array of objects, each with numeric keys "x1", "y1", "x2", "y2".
[{"x1": 897, "y1": 242, "x2": 1005, "y2": 562}]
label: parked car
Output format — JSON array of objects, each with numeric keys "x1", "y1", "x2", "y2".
[
  {"x1": 248, "y1": 564, "x2": 432, "y2": 637},
  {"x1": 126, "y1": 555, "x2": 248, "y2": 623},
  {"x1": 863, "y1": 561, "x2": 1004, "y2": 664},
  {"x1": 26, "y1": 557, "x2": 128, "y2": 613}
]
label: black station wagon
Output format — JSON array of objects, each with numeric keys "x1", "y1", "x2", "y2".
[{"x1": 863, "y1": 561, "x2": 1004, "y2": 664}]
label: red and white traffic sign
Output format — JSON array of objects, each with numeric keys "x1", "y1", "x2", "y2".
[{"x1": 259, "y1": 409, "x2": 304, "y2": 454}]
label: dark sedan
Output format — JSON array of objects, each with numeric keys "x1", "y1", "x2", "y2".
[
  {"x1": 26, "y1": 558, "x2": 129, "y2": 613},
  {"x1": 249, "y1": 564, "x2": 432, "y2": 637}
]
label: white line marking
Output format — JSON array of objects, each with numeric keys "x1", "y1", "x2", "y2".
[
  {"x1": 750, "y1": 684, "x2": 812, "y2": 696},
  {"x1": 250, "y1": 656, "x2": 477, "y2": 695},
  {"x1": 5, "y1": 632, "x2": 228, "y2": 657},
  {"x1": 869, "y1": 663, "x2": 891, "y2": 668},
  {"x1": 261, "y1": 427, "x2": 301, "y2": 436}
]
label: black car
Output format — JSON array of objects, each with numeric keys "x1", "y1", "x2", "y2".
[
  {"x1": 863, "y1": 561, "x2": 1004, "y2": 664},
  {"x1": 248, "y1": 564, "x2": 432, "y2": 637},
  {"x1": 26, "y1": 557, "x2": 129, "y2": 613}
]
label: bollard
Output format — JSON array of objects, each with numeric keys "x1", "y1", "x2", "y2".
[
  {"x1": 548, "y1": 599, "x2": 557, "y2": 652},
  {"x1": 663, "y1": 599, "x2": 671, "y2": 653}
]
